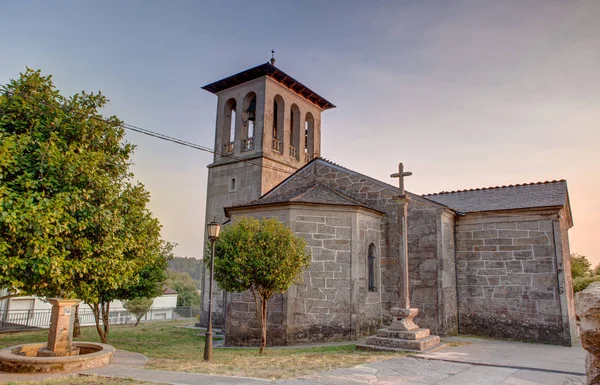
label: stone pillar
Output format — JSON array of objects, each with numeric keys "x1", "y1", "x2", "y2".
[
  {"x1": 39, "y1": 299, "x2": 81, "y2": 357},
  {"x1": 576, "y1": 282, "x2": 600, "y2": 385}
]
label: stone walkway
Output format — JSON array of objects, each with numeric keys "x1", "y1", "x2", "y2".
[{"x1": 0, "y1": 337, "x2": 588, "y2": 384}]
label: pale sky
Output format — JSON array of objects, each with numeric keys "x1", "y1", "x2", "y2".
[{"x1": 1, "y1": 1, "x2": 599, "y2": 264}]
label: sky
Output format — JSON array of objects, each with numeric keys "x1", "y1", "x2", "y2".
[{"x1": 1, "y1": 1, "x2": 599, "y2": 264}]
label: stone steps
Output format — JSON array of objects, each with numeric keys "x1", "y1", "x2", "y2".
[
  {"x1": 364, "y1": 335, "x2": 441, "y2": 351},
  {"x1": 376, "y1": 328, "x2": 430, "y2": 340}
]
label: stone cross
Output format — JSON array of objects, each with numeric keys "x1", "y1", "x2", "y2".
[{"x1": 390, "y1": 163, "x2": 412, "y2": 196}]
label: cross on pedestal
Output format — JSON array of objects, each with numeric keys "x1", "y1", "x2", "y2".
[
  {"x1": 390, "y1": 162, "x2": 412, "y2": 197},
  {"x1": 391, "y1": 162, "x2": 414, "y2": 317}
]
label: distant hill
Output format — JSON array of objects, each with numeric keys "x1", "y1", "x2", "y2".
[{"x1": 168, "y1": 256, "x2": 203, "y2": 282}]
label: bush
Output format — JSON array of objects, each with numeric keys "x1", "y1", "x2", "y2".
[{"x1": 573, "y1": 275, "x2": 600, "y2": 293}]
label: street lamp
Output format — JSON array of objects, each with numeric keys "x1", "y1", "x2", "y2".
[{"x1": 204, "y1": 219, "x2": 221, "y2": 362}]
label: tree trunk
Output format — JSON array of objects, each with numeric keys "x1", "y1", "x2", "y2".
[
  {"x1": 91, "y1": 303, "x2": 105, "y2": 343},
  {"x1": 260, "y1": 296, "x2": 267, "y2": 354},
  {"x1": 135, "y1": 316, "x2": 142, "y2": 327},
  {"x1": 73, "y1": 304, "x2": 81, "y2": 338},
  {"x1": 100, "y1": 302, "x2": 110, "y2": 343}
]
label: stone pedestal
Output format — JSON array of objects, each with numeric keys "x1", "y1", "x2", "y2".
[
  {"x1": 38, "y1": 299, "x2": 80, "y2": 357},
  {"x1": 576, "y1": 282, "x2": 600, "y2": 385},
  {"x1": 358, "y1": 307, "x2": 443, "y2": 352}
]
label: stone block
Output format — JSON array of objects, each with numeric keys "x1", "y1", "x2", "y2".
[
  {"x1": 514, "y1": 251, "x2": 534, "y2": 260},
  {"x1": 364, "y1": 335, "x2": 441, "y2": 351},
  {"x1": 376, "y1": 328, "x2": 430, "y2": 340},
  {"x1": 474, "y1": 245, "x2": 497, "y2": 252},
  {"x1": 507, "y1": 299, "x2": 537, "y2": 313},
  {"x1": 458, "y1": 223, "x2": 482, "y2": 231},
  {"x1": 497, "y1": 230, "x2": 529, "y2": 238},
  {"x1": 505, "y1": 261, "x2": 524, "y2": 273},
  {"x1": 313, "y1": 234, "x2": 335, "y2": 240},
  {"x1": 326, "y1": 278, "x2": 350, "y2": 289},
  {"x1": 323, "y1": 261, "x2": 342, "y2": 272},
  {"x1": 472, "y1": 230, "x2": 498, "y2": 238},
  {"x1": 533, "y1": 245, "x2": 556, "y2": 258},
  {"x1": 459, "y1": 286, "x2": 484, "y2": 298},
  {"x1": 297, "y1": 216, "x2": 325, "y2": 223},
  {"x1": 537, "y1": 300, "x2": 560, "y2": 315},
  {"x1": 482, "y1": 223, "x2": 495, "y2": 230},
  {"x1": 457, "y1": 251, "x2": 481, "y2": 261},
  {"x1": 335, "y1": 251, "x2": 351, "y2": 264},
  {"x1": 484, "y1": 238, "x2": 513, "y2": 246},
  {"x1": 500, "y1": 274, "x2": 532, "y2": 286},
  {"x1": 513, "y1": 235, "x2": 550, "y2": 245},
  {"x1": 317, "y1": 223, "x2": 336, "y2": 235},
  {"x1": 457, "y1": 239, "x2": 485, "y2": 246},
  {"x1": 335, "y1": 226, "x2": 351, "y2": 239},
  {"x1": 517, "y1": 221, "x2": 539, "y2": 230},
  {"x1": 484, "y1": 261, "x2": 506, "y2": 269},
  {"x1": 493, "y1": 286, "x2": 523, "y2": 299},
  {"x1": 487, "y1": 276, "x2": 500, "y2": 285},
  {"x1": 295, "y1": 222, "x2": 318, "y2": 233},
  {"x1": 495, "y1": 222, "x2": 517, "y2": 230},
  {"x1": 499, "y1": 245, "x2": 532, "y2": 251},
  {"x1": 522, "y1": 259, "x2": 554, "y2": 273},
  {"x1": 523, "y1": 286, "x2": 555, "y2": 300},
  {"x1": 456, "y1": 231, "x2": 473, "y2": 240},
  {"x1": 532, "y1": 274, "x2": 557, "y2": 286},
  {"x1": 323, "y1": 239, "x2": 351, "y2": 251},
  {"x1": 312, "y1": 248, "x2": 336, "y2": 261},
  {"x1": 480, "y1": 251, "x2": 513, "y2": 261},
  {"x1": 326, "y1": 217, "x2": 351, "y2": 227},
  {"x1": 477, "y1": 268, "x2": 507, "y2": 276}
]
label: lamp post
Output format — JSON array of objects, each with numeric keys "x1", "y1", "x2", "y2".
[{"x1": 204, "y1": 219, "x2": 221, "y2": 362}]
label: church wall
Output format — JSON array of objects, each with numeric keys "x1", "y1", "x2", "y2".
[
  {"x1": 455, "y1": 210, "x2": 574, "y2": 346},
  {"x1": 223, "y1": 204, "x2": 384, "y2": 346},
  {"x1": 263, "y1": 161, "x2": 457, "y2": 335}
]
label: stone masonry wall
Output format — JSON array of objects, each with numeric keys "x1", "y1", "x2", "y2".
[
  {"x1": 456, "y1": 212, "x2": 572, "y2": 345},
  {"x1": 262, "y1": 160, "x2": 457, "y2": 335},
  {"x1": 287, "y1": 210, "x2": 356, "y2": 343}
]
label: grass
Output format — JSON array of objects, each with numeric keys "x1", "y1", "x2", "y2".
[
  {"x1": 4, "y1": 376, "x2": 169, "y2": 385},
  {"x1": 0, "y1": 321, "x2": 407, "y2": 380}
]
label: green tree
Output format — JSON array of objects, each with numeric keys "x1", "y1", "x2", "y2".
[
  {"x1": 571, "y1": 253, "x2": 592, "y2": 279},
  {"x1": 123, "y1": 297, "x2": 154, "y2": 326},
  {"x1": 0, "y1": 69, "x2": 170, "y2": 343},
  {"x1": 210, "y1": 217, "x2": 310, "y2": 353},
  {"x1": 593, "y1": 263, "x2": 600, "y2": 276},
  {"x1": 166, "y1": 269, "x2": 201, "y2": 307}
]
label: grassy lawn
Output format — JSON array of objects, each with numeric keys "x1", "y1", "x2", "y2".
[
  {"x1": 5, "y1": 377, "x2": 169, "y2": 385},
  {"x1": 0, "y1": 321, "x2": 406, "y2": 380}
]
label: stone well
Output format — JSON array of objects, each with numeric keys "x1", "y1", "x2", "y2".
[{"x1": 0, "y1": 342, "x2": 114, "y2": 373}]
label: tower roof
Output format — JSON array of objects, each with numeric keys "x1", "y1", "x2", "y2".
[{"x1": 202, "y1": 62, "x2": 336, "y2": 110}]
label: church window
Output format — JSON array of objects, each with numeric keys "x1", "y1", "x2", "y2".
[
  {"x1": 223, "y1": 98, "x2": 237, "y2": 155},
  {"x1": 368, "y1": 243, "x2": 377, "y2": 292},
  {"x1": 272, "y1": 95, "x2": 284, "y2": 153},
  {"x1": 304, "y1": 112, "x2": 314, "y2": 162},
  {"x1": 289, "y1": 104, "x2": 300, "y2": 159},
  {"x1": 229, "y1": 178, "x2": 236, "y2": 192},
  {"x1": 242, "y1": 92, "x2": 257, "y2": 150}
]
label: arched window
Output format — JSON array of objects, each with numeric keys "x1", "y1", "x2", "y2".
[
  {"x1": 368, "y1": 243, "x2": 377, "y2": 292},
  {"x1": 223, "y1": 98, "x2": 236, "y2": 154},
  {"x1": 242, "y1": 92, "x2": 256, "y2": 150},
  {"x1": 304, "y1": 112, "x2": 314, "y2": 162},
  {"x1": 272, "y1": 95, "x2": 284, "y2": 153},
  {"x1": 289, "y1": 104, "x2": 300, "y2": 159}
]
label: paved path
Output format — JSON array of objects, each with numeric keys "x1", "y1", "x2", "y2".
[
  {"x1": 0, "y1": 337, "x2": 588, "y2": 384},
  {"x1": 417, "y1": 336, "x2": 586, "y2": 375}
]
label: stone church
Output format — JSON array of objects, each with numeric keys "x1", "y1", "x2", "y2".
[{"x1": 199, "y1": 60, "x2": 577, "y2": 347}]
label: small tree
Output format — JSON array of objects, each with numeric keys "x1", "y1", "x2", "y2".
[
  {"x1": 166, "y1": 269, "x2": 200, "y2": 308},
  {"x1": 123, "y1": 297, "x2": 154, "y2": 326},
  {"x1": 571, "y1": 253, "x2": 592, "y2": 279},
  {"x1": 210, "y1": 217, "x2": 310, "y2": 353}
]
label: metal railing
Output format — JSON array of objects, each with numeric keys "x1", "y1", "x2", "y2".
[{"x1": 0, "y1": 306, "x2": 201, "y2": 332}]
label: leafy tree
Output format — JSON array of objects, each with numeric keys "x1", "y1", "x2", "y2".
[
  {"x1": 166, "y1": 269, "x2": 200, "y2": 307},
  {"x1": 123, "y1": 297, "x2": 154, "y2": 326},
  {"x1": 574, "y1": 275, "x2": 600, "y2": 293},
  {"x1": 210, "y1": 217, "x2": 310, "y2": 353},
  {"x1": 0, "y1": 69, "x2": 170, "y2": 343},
  {"x1": 571, "y1": 253, "x2": 592, "y2": 279},
  {"x1": 593, "y1": 263, "x2": 600, "y2": 276}
]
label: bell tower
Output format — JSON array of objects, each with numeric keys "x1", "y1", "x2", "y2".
[{"x1": 200, "y1": 60, "x2": 335, "y2": 325}]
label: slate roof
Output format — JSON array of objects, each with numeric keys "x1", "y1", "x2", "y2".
[
  {"x1": 202, "y1": 62, "x2": 336, "y2": 110},
  {"x1": 423, "y1": 180, "x2": 568, "y2": 213},
  {"x1": 225, "y1": 182, "x2": 383, "y2": 216}
]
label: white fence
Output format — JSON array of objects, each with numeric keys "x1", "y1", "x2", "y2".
[{"x1": 0, "y1": 306, "x2": 200, "y2": 332}]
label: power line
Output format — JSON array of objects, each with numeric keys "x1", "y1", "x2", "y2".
[{"x1": 2, "y1": 87, "x2": 312, "y2": 178}]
